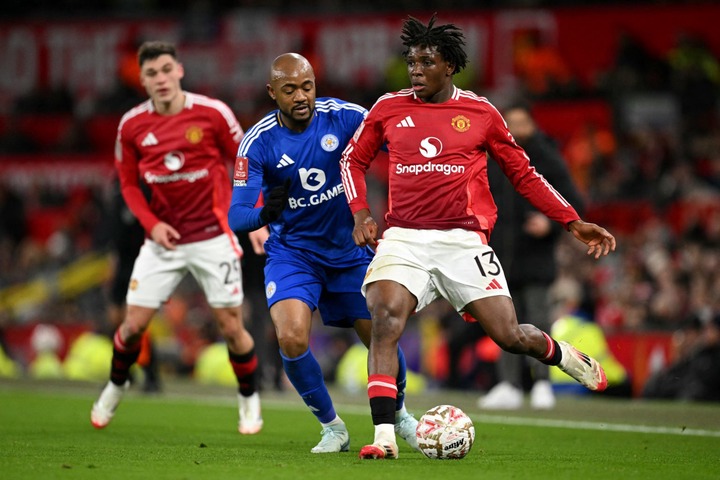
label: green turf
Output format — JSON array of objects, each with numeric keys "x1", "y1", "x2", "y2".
[{"x1": 1, "y1": 380, "x2": 719, "y2": 479}]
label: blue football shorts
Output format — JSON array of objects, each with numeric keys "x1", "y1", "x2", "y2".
[{"x1": 263, "y1": 247, "x2": 372, "y2": 328}]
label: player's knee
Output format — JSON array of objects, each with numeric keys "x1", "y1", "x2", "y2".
[
  {"x1": 213, "y1": 308, "x2": 244, "y2": 337},
  {"x1": 218, "y1": 322, "x2": 240, "y2": 341},
  {"x1": 277, "y1": 334, "x2": 309, "y2": 358},
  {"x1": 369, "y1": 315, "x2": 404, "y2": 344}
]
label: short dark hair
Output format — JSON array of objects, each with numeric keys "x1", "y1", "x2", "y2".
[
  {"x1": 400, "y1": 14, "x2": 468, "y2": 74},
  {"x1": 137, "y1": 41, "x2": 177, "y2": 67},
  {"x1": 503, "y1": 99, "x2": 534, "y2": 116}
]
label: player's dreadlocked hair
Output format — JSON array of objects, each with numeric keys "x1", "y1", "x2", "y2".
[{"x1": 400, "y1": 14, "x2": 468, "y2": 74}]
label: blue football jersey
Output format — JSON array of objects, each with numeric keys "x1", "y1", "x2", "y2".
[{"x1": 229, "y1": 98, "x2": 368, "y2": 267}]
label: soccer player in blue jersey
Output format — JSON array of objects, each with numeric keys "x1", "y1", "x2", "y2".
[{"x1": 228, "y1": 53, "x2": 419, "y2": 454}]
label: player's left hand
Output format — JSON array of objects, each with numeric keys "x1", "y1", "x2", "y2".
[
  {"x1": 352, "y1": 208, "x2": 378, "y2": 248},
  {"x1": 568, "y1": 219, "x2": 616, "y2": 259}
]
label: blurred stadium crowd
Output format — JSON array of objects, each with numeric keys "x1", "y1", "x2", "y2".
[
  {"x1": 3, "y1": 0, "x2": 692, "y2": 17},
  {"x1": 0, "y1": 1, "x2": 718, "y2": 401}
]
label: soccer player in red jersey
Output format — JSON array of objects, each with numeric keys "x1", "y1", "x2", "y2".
[
  {"x1": 91, "y1": 41, "x2": 263, "y2": 434},
  {"x1": 340, "y1": 16, "x2": 616, "y2": 459}
]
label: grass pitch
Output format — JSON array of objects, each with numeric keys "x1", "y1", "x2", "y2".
[{"x1": 1, "y1": 379, "x2": 719, "y2": 480}]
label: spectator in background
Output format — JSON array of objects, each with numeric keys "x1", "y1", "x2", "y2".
[
  {"x1": 93, "y1": 39, "x2": 147, "y2": 115},
  {"x1": 0, "y1": 184, "x2": 28, "y2": 254},
  {"x1": 90, "y1": 41, "x2": 264, "y2": 435},
  {"x1": 563, "y1": 120, "x2": 616, "y2": 198},
  {"x1": 599, "y1": 31, "x2": 671, "y2": 95},
  {"x1": 479, "y1": 102, "x2": 584, "y2": 410},
  {"x1": 513, "y1": 29, "x2": 577, "y2": 99},
  {"x1": 643, "y1": 310, "x2": 720, "y2": 402},
  {"x1": 668, "y1": 32, "x2": 720, "y2": 134},
  {"x1": 0, "y1": 184, "x2": 29, "y2": 289}
]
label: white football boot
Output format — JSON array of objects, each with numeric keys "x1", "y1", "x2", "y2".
[
  {"x1": 310, "y1": 422, "x2": 350, "y2": 453},
  {"x1": 359, "y1": 433, "x2": 399, "y2": 460},
  {"x1": 91, "y1": 380, "x2": 129, "y2": 429},
  {"x1": 395, "y1": 409, "x2": 421, "y2": 452},
  {"x1": 558, "y1": 341, "x2": 608, "y2": 391},
  {"x1": 238, "y1": 392, "x2": 263, "y2": 434}
]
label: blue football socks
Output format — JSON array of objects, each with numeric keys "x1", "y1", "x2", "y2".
[
  {"x1": 396, "y1": 346, "x2": 408, "y2": 412},
  {"x1": 281, "y1": 348, "x2": 337, "y2": 424}
]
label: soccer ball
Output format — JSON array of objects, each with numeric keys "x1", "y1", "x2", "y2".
[{"x1": 416, "y1": 404, "x2": 475, "y2": 460}]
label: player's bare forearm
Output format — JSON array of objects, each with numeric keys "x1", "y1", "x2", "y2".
[
  {"x1": 352, "y1": 208, "x2": 378, "y2": 248},
  {"x1": 568, "y1": 219, "x2": 616, "y2": 259}
]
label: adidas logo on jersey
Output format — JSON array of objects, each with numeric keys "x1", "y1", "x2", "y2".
[
  {"x1": 485, "y1": 279, "x2": 503, "y2": 291},
  {"x1": 141, "y1": 132, "x2": 158, "y2": 146},
  {"x1": 396, "y1": 116, "x2": 415, "y2": 128},
  {"x1": 276, "y1": 154, "x2": 295, "y2": 168}
]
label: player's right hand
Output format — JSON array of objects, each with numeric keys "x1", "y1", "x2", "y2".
[
  {"x1": 259, "y1": 179, "x2": 290, "y2": 224},
  {"x1": 352, "y1": 209, "x2": 378, "y2": 248},
  {"x1": 150, "y1": 222, "x2": 181, "y2": 250}
]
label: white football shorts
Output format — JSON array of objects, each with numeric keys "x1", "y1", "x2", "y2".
[
  {"x1": 126, "y1": 233, "x2": 244, "y2": 309},
  {"x1": 362, "y1": 227, "x2": 510, "y2": 312}
]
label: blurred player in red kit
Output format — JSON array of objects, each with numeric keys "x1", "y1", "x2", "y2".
[
  {"x1": 340, "y1": 15, "x2": 616, "y2": 459},
  {"x1": 91, "y1": 40, "x2": 263, "y2": 434}
]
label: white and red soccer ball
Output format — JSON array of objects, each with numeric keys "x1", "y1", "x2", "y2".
[{"x1": 416, "y1": 404, "x2": 475, "y2": 460}]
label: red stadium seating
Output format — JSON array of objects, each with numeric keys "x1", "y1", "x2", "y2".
[
  {"x1": 25, "y1": 206, "x2": 71, "y2": 244},
  {"x1": 16, "y1": 114, "x2": 75, "y2": 151},
  {"x1": 84, "y1": 115, "x2": 121, "y2": 154},
  {"x1": 531, "y1": 99, "x2": 613, "y2": 147}
]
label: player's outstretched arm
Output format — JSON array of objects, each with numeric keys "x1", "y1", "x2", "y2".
[
  {"x1": 352, "y1": 208, "x2": 378, "y2": 248},
  {"x1": 568, "y1": 219, "x2": 616, "y2": 259}
]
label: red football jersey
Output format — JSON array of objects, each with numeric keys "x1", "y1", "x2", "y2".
[
  {"x1": 115, "y1": 92, "x2": 243, "y2": 244},
  {"x1": 341, "y1": 87, "x2": 580, "y2": 237}
]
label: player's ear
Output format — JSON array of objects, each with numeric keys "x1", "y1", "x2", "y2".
[
  {"x1": 176, "y1": 62, "x2": 185, "y2": 80},
  {"x1": 266, "y1": 84, "x2": 276, "y2": 101}
]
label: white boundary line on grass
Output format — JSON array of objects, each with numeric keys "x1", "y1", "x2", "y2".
[
  {"x1": 470, "y1": 414, "x2": 720, "y2": 438},
  {"x1": 21, "y1": 382, "x2": 720, "y2": 439},
  {"x1": 323, "y1": 403, "x2": 720, "y2": 438}
]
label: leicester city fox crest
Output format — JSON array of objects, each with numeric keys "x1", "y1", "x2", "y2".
[
  {"x1": 320, "y1": 134, "x2": 339, "y2": 152},
  {"x1": 266, "y1": 281, "x2": 277, "y2": 299}
]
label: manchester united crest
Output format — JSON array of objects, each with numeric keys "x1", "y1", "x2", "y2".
[
  {"x1": 451, "y1": 115, "x2": 471, "y2": 133},
  {"x1": 185, "y1": 126, "x2": 203, "y2": 144},
  {"x1": 364, "y1": 267, "x2": 373, "y2": 280}
]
